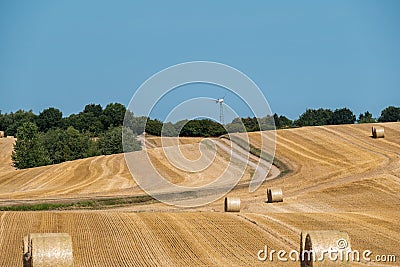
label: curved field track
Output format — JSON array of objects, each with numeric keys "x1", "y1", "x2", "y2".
[
  {"x1": 235, "y1": 122, "x2": 400, "y2": 214},
  {"x1": 0, "y1": 137, "x2": 258, "y2": 204},
  {"x1": 0, "y1": 123, "x2": 399, "y2": 266}
]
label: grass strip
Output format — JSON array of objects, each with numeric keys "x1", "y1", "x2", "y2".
[
  {"x1": 221, "y1": 134, "x2": 292, "y2": 178},
  {"x1": 0, "y1": 195, "x2": 157, "y2": 211}
]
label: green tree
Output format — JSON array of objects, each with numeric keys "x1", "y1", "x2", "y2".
[
  {"x1": 36, "y1": 107, "x2": 62, "y2": 132},
  {"x1": 174, "y1": 119, "x2": 189, "y2": 135},
  {"x1": 378, "y1": 106, "x2": 400, "y2": 122},
  {"x1": 259, "y1": 115, "x2": 275, "y2": 130},
  {"x1": 64, "y1": 104, "x2": 104, "y2": 135},
  {"x1": 98, "y1": 127, "x2": 124, "y2": 155},
  {"x1": 272, "y1": 114, "x2": 292, "y2": 129},
  {"x1": 205, "y1": 120, "x2": 227, "y2": 136},
  {"x1": 41, "y1": 127, "x2": 99, "y2": 164},
  {"x1": 358, "y1": 111, "x2": 376, "y2": 123},
  {"x1": 241, "y1": 117, "x2": 260, "y2": 132},
  {"x1": 12, "y1": 122, "x2": 50, "y2": 169},
  {"x1": 1, "y1": 110, "x2": 37, "y2": 136},
  {"x1": 145, "y1": 118, "x2": 163, "y2": 136},
  {"x1": 63, "y1": 126, "x2": 93, "y2": 160},
  {"x1": 331, "y1": 108, "x2": 356, "y2": 125},
  {"x1": 83, "y1": 103, "x2": 103, "y2": 117},
  {"x1": 294, "y1": 108, "x2": 333, "y2": 126},
  {"x1": 226, "y1": 122, "x2": 246, "y2": 133},
  {"x1": 99, "y1": 126, "x2": 141, "y2": 155},
  {"x1": 180, "y1": 119, "x2": 226, "y2": 137},
  {"x1": 62, "y1": 114, "x2": 81, "y2": 130},
  {"x1": 124, "y1": 112, "x2": 148, "y2": 135},
  {"x1": 40, "y1": 128, "x2": 68, "y2": 164},
  {"x1": 122, "y1": 127, "x2": 142, "y2": 152},
  {"x1": 278, "y1": 115, "x2": 293, "y2": 128},
  {"x1": 102, "y1": 103, "x2": 126, "y2": 128},
  {"x1": 161, "y1": 122, "x2": 178, "y2": 137},
  {"x1": 81, "y1": 104, "x2": 104, "y2": 135},
  {"x1": 273, "y1": 114, "x2": 280, "y2": 128}
]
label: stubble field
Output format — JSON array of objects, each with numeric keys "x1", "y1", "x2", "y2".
[{"x1": 0, "y1": 122, "x2": 399, "y2": 266}]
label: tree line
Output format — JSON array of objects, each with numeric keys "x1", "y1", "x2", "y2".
[
  {"x1": 293, "y1": 106, "x2": 399, "y2": 127},
  {"x1": 1, "y1": 103, "x2": 141, "y2": 169},
  {"x1": 0, "y1": 103, "x2": 128, "y2": 137},
  {"x1": 1, "y1": 103, "x2": 399, "y2": 169}
]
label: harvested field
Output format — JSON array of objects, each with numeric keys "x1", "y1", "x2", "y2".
[
  {"x1": 0, "y1": 153, "x2": 137, "y2": 202},
  {"x1": 0, "y1": 137, "x2": 259, "y2": 204},
  {"x1": 0, "y1": 211, "x2": 398, "y2": 266},
  {"x1": 237, "y1": 122, "x2": 400, "y2": 214},
  {"x1": 0, "y1": 123, "x2": 399, "y2": 266},
  {"x1": 0, "y1": 211, "x2": 288, "y2": 266},
  {"x1": 0, "y1": 138, "x2": 15, "y2": 173},
  {"x1": 143, "y1": 135, "x2": 205, "y2": 149}
]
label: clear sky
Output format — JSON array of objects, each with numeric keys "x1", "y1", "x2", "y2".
[{"x1": 0, "y1": 0, "x2": 399, "y2": 121}]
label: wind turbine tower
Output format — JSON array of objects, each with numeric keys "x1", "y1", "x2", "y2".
[{"x1": 215, "y1": 97, "x2": 225, "y2": 124}]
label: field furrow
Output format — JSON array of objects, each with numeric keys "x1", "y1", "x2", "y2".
[{"x1": 0, "y1": 123, "x2": 399, "y2": 266}]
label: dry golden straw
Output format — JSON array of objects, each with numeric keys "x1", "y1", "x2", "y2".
[
  {"x1": 23, "y1": 233, "x2": 73, "y2": 267},
  {"x1": 0, "y1": 131, "x2": 4, "y2": 138},
  {"x1": 300, "y1": 230, "x2": 351, "y2": 267},
  {"x1": 224, "y1": 197, "x2": 241, "y2": 212},
  {"x1": 266, "y1": 188, "x2": 283, "y2": 203}
]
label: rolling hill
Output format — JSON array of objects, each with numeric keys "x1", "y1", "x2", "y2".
[{"x1": 0, "y1": 122, "x2": 399, "y2": 266}]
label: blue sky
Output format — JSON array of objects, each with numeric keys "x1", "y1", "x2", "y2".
[{"x1": 0, "y1": 0, "x2": 399, "y2": 121}]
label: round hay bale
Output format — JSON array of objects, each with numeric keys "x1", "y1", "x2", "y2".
[
  {"x1": 300, "y1": 230, "x2": 351, "y2": 267},
  {"x1": 23, "y1": 235, "x2": 30, "y2": 267},
  {"x1": 300, "y1": 231, "x2": 307, "y2": 266},
  {"x1": 372, "y1": 126, "x2": 384, "y2": 138},
  {"x1": 299, "y1": 231, "x2": 315, "y2": 267},
  {"x1": 24, "y1": 233, "x2": 73, "y2": 267},
  {"x1": 266, "y1": 188, "x2": 283, "y2": 203},
  {"x1": 224, "y1": 197, "x2": 240, "y2": 212}
]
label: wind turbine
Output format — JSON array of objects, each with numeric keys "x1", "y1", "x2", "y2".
[{"x1": 214, "y1": 96, "x2": 226, "y2": 124}]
